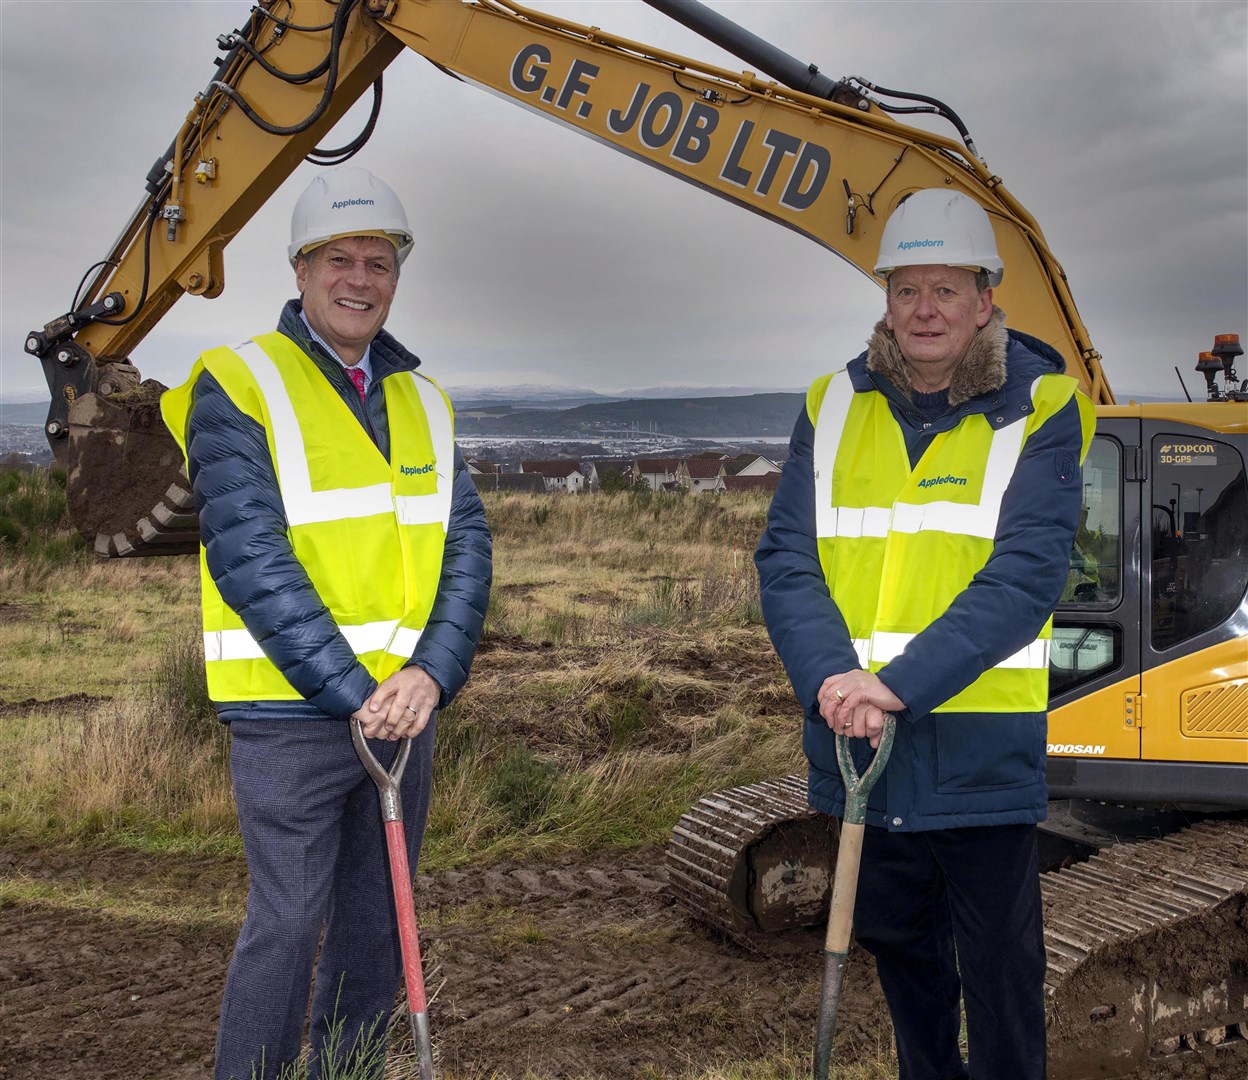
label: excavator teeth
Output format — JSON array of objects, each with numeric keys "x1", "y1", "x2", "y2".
[{"x1": 66, "y1": 389, "x2": 200, "y2": 558}]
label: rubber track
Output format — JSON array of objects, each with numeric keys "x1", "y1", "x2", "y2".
[
  {"x1": 1041, "y1": 818, "x2": 1248, "y2": 993},
  {"x1": 665, "y1": 773, "x2": 812, "y2": 942}
]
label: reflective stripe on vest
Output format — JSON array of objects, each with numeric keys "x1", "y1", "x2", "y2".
[
  {"x1": 811, "y1": 370, "x2": 1073, "y2": 712},
  {"x1": 203, "y1": 621, "x2": 423, "y2": 665},
  {"x1": 162, "y1": 332, "x2": 454, "y2": 703},
  {"x1": 848, "y1": 635, "x2": 1050, "y2": 670},
  {"x1": 232, "y1": 339, "x2": 452, "y2": 528}
]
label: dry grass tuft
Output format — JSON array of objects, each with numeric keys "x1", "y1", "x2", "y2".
[
  {"x1": 1, "y1": 485, "x2": 800, "y2": 870},
  {"x1": 2, "y1": 692, "x2": 236, "y2": 852}
]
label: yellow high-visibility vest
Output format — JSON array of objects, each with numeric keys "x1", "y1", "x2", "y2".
[
  {"x1": 809, "y1": 370, "x2": 1093, "y2": 712},
  {"x1": 161, "y1": 332, "x2": 454, "y2": 703}
]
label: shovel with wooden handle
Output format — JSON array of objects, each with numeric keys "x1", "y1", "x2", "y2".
[
  {"x1": 812, "y1": 713, "x2": 896, "y2": 1080},
  {"x1": 351, "y1": 718, "x2": 436, "y2": 1080}
]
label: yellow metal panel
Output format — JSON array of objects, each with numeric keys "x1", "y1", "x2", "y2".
[
  {"x1": 1184, "y1": 679, "x2": 1248, "y2": 738},
  {"x1": 1143, "y1": 638, "x2": 1248, "y2": 765},
  {"x1": 1049, "y1": 640, "x2": 1248, "y2": 766},
  {"x1": 1048, "y1": 677, "x2": 1142, "y2": 760},
  {"x1": 1097, "y1": 402, "x2": 1248, "y2": 431}
]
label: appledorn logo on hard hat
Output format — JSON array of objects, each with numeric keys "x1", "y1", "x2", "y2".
[
  {"x1": 875, "y1": 190, "x2": 1004, "y2": 287},
  {"x1": 289, "y1": 168, "x2": 414, "y2": 266}
]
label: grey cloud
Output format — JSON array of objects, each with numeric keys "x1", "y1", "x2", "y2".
[{"x1": 2, "y1": 0, "x2": 1244, "y2": 404}]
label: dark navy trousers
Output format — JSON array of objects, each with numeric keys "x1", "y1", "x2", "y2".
[
  {"x1": 214, "y1": 718, "x2": 435, "y2": 1080},
  {"x1": 853, "y1": 823, "x2": 1047, "y2": 1080}
]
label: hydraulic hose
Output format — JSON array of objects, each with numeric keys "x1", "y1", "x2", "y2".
[
  {"x1": 208, "y1": 0, "x2": 358, "y2": 137},
  {"x1": 307, "y1": 76, "x2": 384, "y2": 165}
]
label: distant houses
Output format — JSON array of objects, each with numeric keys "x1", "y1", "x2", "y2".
[
  {"x1": 724, "y1": 453, "x2": 781, "y2": 478},
  {"x1": 633, "y1": 458, "x2": 681, "y2": 492},
  {"x1": 520, "y1": 460, "x2": 589, "y2": 494},
  {"x1": 720, "y1": 453, "x2": 780, "y2": 493},
  {"x1": 678, "y1": 455, "x2": 726, "y2": 494},
  {"x1": 633, "y1": 451, "x2": 780, "y2": 494},
  {"x1": 466, "y1": 451, "x2": 781, "y2": 495},
  {"x1": 722, "y1": 472, "x2": 780, "y2": 493}
]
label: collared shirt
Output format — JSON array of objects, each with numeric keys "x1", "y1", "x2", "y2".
[{"x1": 299, "y1": 312, "x2": 374, "y2": 393}]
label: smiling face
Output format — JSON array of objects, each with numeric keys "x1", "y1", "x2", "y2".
[
  {"x1": 294, "y1": 234, "x2": 398, "y2": 366},
  {"x1": 884, "y1": 264, "x2": 993, "y2": 392}
]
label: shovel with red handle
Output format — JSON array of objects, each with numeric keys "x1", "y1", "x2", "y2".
[
  {"x1": 812, "y1": 713, "x2": 896, "y2": 1080},
  {"x1": 351, "y1": 717, "x2": 435, "y2": 1080}
]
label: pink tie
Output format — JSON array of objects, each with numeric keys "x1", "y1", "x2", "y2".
[{"x1": 345, "y1": 366, "x2": 367, "y2": 405}]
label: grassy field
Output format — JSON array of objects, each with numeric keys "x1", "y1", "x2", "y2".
[
  {"x1": 0, "y1": 479, "x2": 796, "y2": 861},
  {"x1": 0, "y1": 466, "x2": 893, "y2": 1080}
]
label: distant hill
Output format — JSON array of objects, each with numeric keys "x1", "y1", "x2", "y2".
[
  {"x1": 456, "y1": 392, "x2": 803, "y2": 438},
  {"x1": 0, "y1": 391, "x2": 803, "y2": 441},
  {"x1": 0, "y1": 387, "x2": 1198, "y2": 438},
  {"x1": 0, "y1": 400, "x2": 49, "y2": 427},
  {"x1": 0, "y1": 391, "x2": 801, "y2": 440},
  {"x1": 444, "y1": 383, "x2": 800, "y2": 409},
  {"x1": 446, "y1": 385, "x2": 621, "y2": 410}
]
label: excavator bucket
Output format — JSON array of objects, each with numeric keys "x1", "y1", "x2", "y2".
[
  {"x1": 668, "y1": 789, "x2": 1248, "y2": 1076},
  {"x1": 65, "y1": 384, "x2": 199, "y2": 557}
]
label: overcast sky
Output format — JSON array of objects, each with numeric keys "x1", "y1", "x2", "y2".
[{"x1": 2, "y1": 0, "x2": 1245, "y2": 405}]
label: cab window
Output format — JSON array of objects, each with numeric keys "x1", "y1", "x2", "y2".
[
  {"x1": 1050, "y1": 625, "x2": 1122, "y2": 698},
  {"x1": 1051, "y1": 436, "x2": 1123, "y2": 697},
  {"x1": 1150, "y1": 435, "x2": 1248, "y2": 650},
  {"x1": 1061, "y1": 436, "x2": 1120, "y2": 605}
]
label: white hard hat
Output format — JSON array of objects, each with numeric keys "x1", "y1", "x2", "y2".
[
  {"x1": 288, "y1": 167, "x2": 414, "y2": 267},
  {"x1": 874, "y1": 189, "x2": 1003, "y2": 287}
]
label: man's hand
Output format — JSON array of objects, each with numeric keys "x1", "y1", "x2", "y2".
[
  {"x1": 818, "y1": 670, "x2": 905, "y2": 749},
  {"x1": 352, "y1": 666, "x2": 441, "y2": 741}
]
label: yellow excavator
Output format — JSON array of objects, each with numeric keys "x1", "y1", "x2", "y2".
[{"x1": 23, "y1": 2, "x2": 1248, "y2": 1075}]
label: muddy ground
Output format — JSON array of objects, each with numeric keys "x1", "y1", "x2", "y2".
[
  {"x1": 1, "y1": 840, "x2": 891, "y2": 1080},
  {"x1": 5, "y1": 838, "x2": 1246, "y2": 1080},
  {"x1": 1, "y1": 633, "x2": 1242, "y2": 1079}
]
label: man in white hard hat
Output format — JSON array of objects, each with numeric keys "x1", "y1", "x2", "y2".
[
  {"x1": 756, "y1": 189, "x2": 1093, "y2": 1078},
  {"x1": 162, "y1": 167, "x2": 492, "y2": 1080}
]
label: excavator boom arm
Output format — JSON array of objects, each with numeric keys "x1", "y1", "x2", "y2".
[{"x1": 28, "y1": 0, "x2": 1110, "y2": 557}]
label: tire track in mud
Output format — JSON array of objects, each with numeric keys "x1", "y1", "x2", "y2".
[
  {"x1": 0, "y1": 842, "x2": 889, "y2": 1080},
  {"x1": 0, "y1": 900, "x2": 234, "y2": 1080},
  {"x1": 411, "y1": 848, "x2": 882, "y2": 1079}
]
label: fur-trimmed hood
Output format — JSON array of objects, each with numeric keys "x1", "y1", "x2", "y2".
[{"x1": 866, "y1": 305, "x2": 1008, "y2": 407}]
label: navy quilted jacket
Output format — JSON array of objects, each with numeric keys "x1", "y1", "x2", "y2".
[
  {"x1": 756, "y1": 329, "x2": 1084, "y2": 831},
  {"x1": 183, "y1": 299, "x2": 492, "y2": 723}
]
